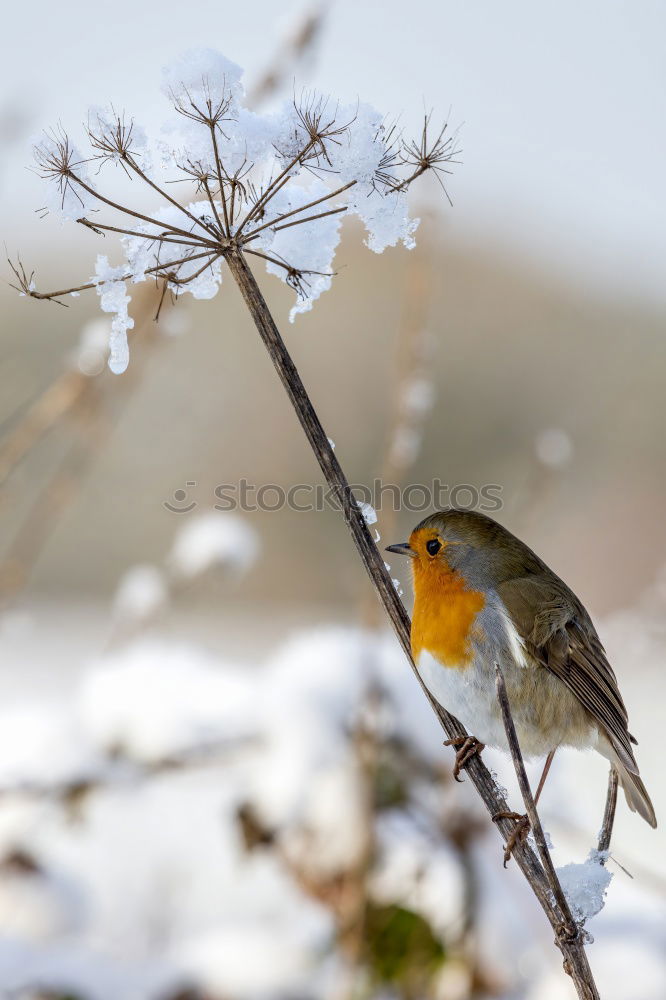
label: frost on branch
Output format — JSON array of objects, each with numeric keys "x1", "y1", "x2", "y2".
[{"x1": 18, "y1": 47, "x2": 458, "y2": 370}]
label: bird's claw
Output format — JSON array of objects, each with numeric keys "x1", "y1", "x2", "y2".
[
  {"x1": 443, "y1": 736, "x2": 485, "y2": 781},
  {"x1": 492, "y1": 810, "x2": 531, "y2": 866}
]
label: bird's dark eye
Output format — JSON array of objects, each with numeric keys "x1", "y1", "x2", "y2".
[{"x1": 426, "y1": 538, "x2": 441, "y2": 556}]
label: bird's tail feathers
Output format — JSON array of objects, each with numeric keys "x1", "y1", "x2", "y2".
[{"x1": 597, "y1": 737, "x2": 657, "y2": 829}]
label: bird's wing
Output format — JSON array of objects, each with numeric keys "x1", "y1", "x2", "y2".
[{"x1": 497, "y1": 576, "x2": 638, "y2": 772}]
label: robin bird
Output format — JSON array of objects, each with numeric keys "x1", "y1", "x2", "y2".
[{"x1": 387, "y1": 509, "x2": 657, "y2": 834}]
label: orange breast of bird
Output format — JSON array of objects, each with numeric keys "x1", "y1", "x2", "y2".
[{"x1": 410, "y1": 549, "x2": 486, "y2": 669}]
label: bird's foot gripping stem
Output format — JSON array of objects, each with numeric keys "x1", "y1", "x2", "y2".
[
  {"x1": 492, "y1": 811, "x2": 531, "y2": 866},
  {"x1": 443, "y1": 735, "x2": 485, "y2": 781}
]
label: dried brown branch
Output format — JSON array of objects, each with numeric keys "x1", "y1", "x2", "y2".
[
  {"x1": 10, "y1": 249, "x2": 217, "y2": 304},
  {"x1": 242, "y1": 246, "x2": 331, "y2": 285},
  {"x1": 236, "y1": 137, "x2": 317, "y2": 232},
  {"x1": 597, "y1": 766, "x2": 619, "y2": 855},
  {"x1": 67, "y1": 167, "x2": 219, "y2": 246},
  {"x1": 494, "y1": 665, "x2": 579, "y2": 934},
  {"x1": 208, "y1": 123, "x2": 232, "y2": 236},
  {"x1": 389, "y1": 112, "x2": 461, "y2": 203},
  {"x1": 243, "y1": 179, "x2": 355, "y2": 240},
  {"x1": 0, "y1": 285, "x2": 161, "y2": 602},
  {"x1": 224, "y1": 248, "x2": 601, "y2": 1000},
  {"x1": 0, "y1": 372, "x2": 88, "y2": 488},
  {"x1": 78, "y1": 217, "x2": 206, "y2": 249},
  {"x1": 272, "y1": 204, "x2": 348, "y2": 232}
]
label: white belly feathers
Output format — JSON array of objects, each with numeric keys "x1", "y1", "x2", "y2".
[{"x1": 416, "y1": 649, "x2": 510, "y2": 750}]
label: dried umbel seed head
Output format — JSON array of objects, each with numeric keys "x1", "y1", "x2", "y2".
[{"x1": 13, "y1": 47, "x2": 458, "y2": 372}]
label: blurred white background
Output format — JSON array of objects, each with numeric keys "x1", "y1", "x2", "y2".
[{"x1": 0, "y1": 2, "x2": 665, "y2": 998}]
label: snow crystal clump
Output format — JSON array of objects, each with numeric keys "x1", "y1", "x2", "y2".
[
  {"x1": 0, "y1": 704, "x2": 101, "y2": 790},
  {"x1": 168, "y1": 512, "x2": 259, "y2": 578},
  {"x1": 556, "y1": 851, "x2": 612, "y2": 923},
  {"x1": 160, "y1": 48, "x2": 244, "y2": 171},
  {"x1": 112, "y1": 565, "x2": 168, "y2": 622},
  {"x1": 93, "y1": 255, "x2": 133, "y2": 374},
  {"x1": 358, "y1": 501, "x2": 377, "y2": 525},
  {"x1": 255, "y1": 176, "x2": 342, "y2": 321},
  {"x1": 122, "y1": 202, "x2": 223, "y2": 298},
  {"x1": 327, "y1": 103, "x2": 420, "y2": 252},
  {"x1": 161, "y1": 47, "x2": 243, "y2": 108}
]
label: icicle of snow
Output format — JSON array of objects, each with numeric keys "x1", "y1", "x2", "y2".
[{"x1": 93, "y1": 255, "x2": 133, "y2": 374}]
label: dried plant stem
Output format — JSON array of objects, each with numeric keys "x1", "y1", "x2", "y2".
[
  {"x1": 0, "y1": 372, "x2": 87, "y2": 488},
  {"x1": 494, "y1": 665, "x2": 578, "y2": 933},
  {"x1": 244, "y1": 180, "x2": 356, "y2": 240},
  {"x1": 225, "y1": 249, "x2": 600, "y2": 1000},
  {"x1": 71, "y1": 173, "x2": 216, "y2": 245},
  {"x1": 597, "y1": 766, "x2": 618, "y2": 855},
  {"x1": 0, "y1": 286, "x2": 159, "y2": 601},
  {"x1": 246, "y1": 2, "x2": 327, "y2": 109}
]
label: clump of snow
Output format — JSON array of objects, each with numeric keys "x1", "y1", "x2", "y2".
[
  {"x1": 177, "y1": 918, "x2": 330, "y2": 999},
  {"x1": 556, "y1": 851, "x2": 612, "y2": 924},
  {"x1": 121, "y1": 202, "x2": 223, "y2": 299},
  {"x1": 358, "y1": 500, "x2": 377, "y2": 525},
  {"x1": 0, "y1": 704, "x2": 102, "y2": 791},
  {"x1": 161, "y1": 48, "x2": 244, "y2": 109},
  {"x1": 535, "y1": 427, "x2": 573, "y2": 468},
  {"x1": 112, "y1": 565, "x2": 168, "y2": 623},
  {"x1": 78, "y1": 639, "x2": 255, "y2": 763},
  {"x1": 168, "y1": 512, "x2": 259, "y2": 579},
  {"x1": 255, "y1": 176, "x2": 342, "y2": 321},
  {"x1": 402, "y1": 376, "x2": 435, "y2": 416},
  {"x1": 93, "y1": 255, "x2": 134, "y2": 374}
]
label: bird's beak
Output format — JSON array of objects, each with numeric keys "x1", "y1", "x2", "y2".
[{"x1": 385, "y1": 542, "x2": 415, "y2": 558}]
